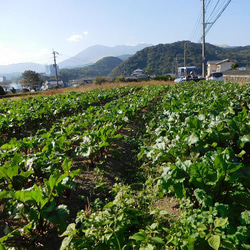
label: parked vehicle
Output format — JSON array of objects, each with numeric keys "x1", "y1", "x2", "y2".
[
  {"x1": 174, "y1": 66, "x2": 205, "y2": 83},
  {"x1": 207, "y1": 71, "x2": 223, "y2": 81}
]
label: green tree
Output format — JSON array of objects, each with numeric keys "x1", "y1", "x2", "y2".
[
  {"x1": 0, "y1": 85, "x2": 5, "y2": 95},
  {"x1": 93, "y1": 76, "x2": 110, "y2": 85},
  {"x1": 231, "y1": 62, "x2": 239, "y2": 69},
  {"x1": 10, "y1": 87, "x2": 16, "y2": 94},
  {"x1": 113, "y1": 74, "x2": 125, "y2": 83},
  {"x1": 21, "y1": 70, "x2": 42, "y2": 90}
]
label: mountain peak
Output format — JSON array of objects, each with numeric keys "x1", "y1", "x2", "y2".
[{"x1": 58, "y1": 44, "x2": 152, "y2": 69}]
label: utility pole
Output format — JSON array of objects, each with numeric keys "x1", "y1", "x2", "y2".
[
  {"x1": 184, "y1": 42, "x2": 188, "y2": 67},
  {"x1": 53, "y1": 50, "x2": 59, "y2": 88},
  {"x1": 175, "y1": 56, "x2": 179, "y2": 76},
  {"x1": 202, "y1": 0, "x2": 206, "y2": 78}
]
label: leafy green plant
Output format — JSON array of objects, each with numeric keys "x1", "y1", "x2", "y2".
[{"x1": 0, "y1": 158, "x2": 79, "y2": 248}]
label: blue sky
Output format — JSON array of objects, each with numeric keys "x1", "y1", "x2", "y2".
[{"x1": 0, "y1": 0, "x2": 248, "y2": 65}]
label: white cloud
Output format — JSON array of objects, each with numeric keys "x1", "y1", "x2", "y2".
[
  {"x1": 83, "y1": 31, "x2": 89, "y2": 36},
  {"x1": 67, "y1": 31, "x2": 89, "y2": 42},
  {"x1": 0, "y1": 44, "x2": 52, "y2": 65},
  {"x1": 67, "y1": 34, "x2": 83, "y2": 42}
]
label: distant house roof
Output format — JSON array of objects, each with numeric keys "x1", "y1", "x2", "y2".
[
  {"x1": 131, "y1": 69, "x2": 148, "y2": 79},
  {"x1": 223, "y1": 68, "x2": 250, "y2": 76},
  {"x1": 133, "y1": 69, "x2": 145, "y2": 73},
  {"x1": 207, "y1": 60, "x2": 220, "y2": 64},
  {"x1": 216, "y1": 59, "x2": 237, "y2": 65},
  {"x1": 132, "y1": 69, "x2": 146, "y2": 75},
  {"x1": 207, "y1": 59, "x2": 237, "y2": 65}
]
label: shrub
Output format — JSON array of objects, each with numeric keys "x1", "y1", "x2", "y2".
[
  {"x1": 10, "y1": 87, "x2": 16, "y2": 94},
  {"x1": 0, "y1": 85, "x2": 6, "y2": 95},
  {"x1": 93, "y1": 76, "x2": 110, "y2": 85},
  {"x1": 153, "y1": 74, "x2": 174, "y2": 81}
]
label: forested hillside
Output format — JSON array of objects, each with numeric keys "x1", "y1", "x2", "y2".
[
  {"x1": 109, "y1": 41, "x2": 250, "y2": 77},
  {"x1": 59, "y1": 56, "x2": 122, "y2": 82},
  {"x1": 58, "y1": 41, "x2": 250, "y2": 81}
]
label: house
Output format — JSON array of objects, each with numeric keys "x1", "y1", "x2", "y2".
[
  {"x1": 131, "y1": 69, "x2": 149, "y2": 79},
  {"x1": 223, "y1": 67, "x2": 250, "y2": 83},
  {"x1": 43, "y1": 80, "x2": 65, "y2": 90},
  {"x1": 206, "y1": 59, "x2": 237, "y2": 76},
  {"x1": 0, "y1": 76, "x2": 6, "y2": 82},
  {"x1": 45, "y1": 64, "x2": 59, "y2": 77},
  {"x1": 124, "y1": 69, "x2": 150, "y2": 81}
]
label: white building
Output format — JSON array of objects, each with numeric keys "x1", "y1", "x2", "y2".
[
  {"x1": 45, "y1": 64, "x2": 59, "y2": 77},
  {"x1": 0, "y1": 76, "x2": 6, "y2": 82},
  {"x1": 43, "y1": 80, "x2": 64, "y2": 90},
  {"x1": 206, "y1": 59, "x2": 237, "y2": 76},
  {"x1": 131, "y1": 69, "x2": 148, "y2": 79}
]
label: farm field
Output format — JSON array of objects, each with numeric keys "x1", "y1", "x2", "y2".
[{"x1": 0, "y1": 80, "x2": 250, "y2": 249}]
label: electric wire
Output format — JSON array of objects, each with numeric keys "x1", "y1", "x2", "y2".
[
  {"x1": 189, "y1": 6, "x2": 203, "y2": 42},
  {"x1": 194, "y1": 0, "x2": 232, "y2": 42},
  {"x1": 205, "y1": 0, "x2": 231, "y2": 36}
]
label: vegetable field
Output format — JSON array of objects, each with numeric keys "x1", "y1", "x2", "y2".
[{"x1": 0, "y1": 81, "x2": 250, "y2": 249}]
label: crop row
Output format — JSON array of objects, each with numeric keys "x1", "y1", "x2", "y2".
[
  {"x1": 0, "y1": 84, "x2": 170, "y2": 249},
  {"x1": 0, "y1": 86, "x2": 139, "y2": 145},
  {"x1": 138, "y1": 81, "x2": 250, "y2": 249},
  {"x1": 59, "y1": 81, "x2": 250, "y2": 250}
]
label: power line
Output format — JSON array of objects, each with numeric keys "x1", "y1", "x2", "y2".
[
  {"x1": 190, "y1": 0, "x2": 231, "y2": 42},
  {"x1": 200, "y1": 0, "x2": 231, "y2": 41},
  {"x1": 190, "y1": 11, "x2": 202, "y2": 41},
  {"x1": 207, "y1": 0, "x2": 220, "y2": 21},
  {"x1": 205, "y1": 0, "x2": 231, "y2": 35}
]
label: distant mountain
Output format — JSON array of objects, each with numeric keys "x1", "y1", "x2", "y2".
[
  {"x1": 60, "y1": 56, "x2": 123, "y2": 82},
  {"x1": 0, "y1": 44, "x2": 150, "y2": 78},
  {"x1": 2, "y1": 42, "x2": 250, "y2": 81},
  {"x1": 58, "y1": 44, "x2": 152, "y2": 69},
  {"x1": 109, "y1": 41, "x2": 250, "y2": 78},
  {"x1": 117, "y1": 54, "x2": 133, "y2": 61},
  {"x1": 215, "y1": 44, "x2": 238, "y2": 49}
]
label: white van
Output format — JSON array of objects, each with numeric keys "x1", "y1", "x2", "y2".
[{"x1": 207, "y1": 72, "x2": 223, "y2": 81}]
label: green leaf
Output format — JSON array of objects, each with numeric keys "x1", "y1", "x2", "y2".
[
  {"x1": 214, "y1": 217, "x2": 228, "y2": 228},
  {"x1": 240, "y1": 211, "x2": 250, "y2": 225},
  {"x1": 104, "y1": 202, "x2": 114, "y2": 209},
  {"x1": 227, "y1": 162, "x2": 243, "y2": 174},
  {"x1": 214, "y1": 203, "x2": 229, "y2": 218},
  {"x1": 214, "y1": 153, "x2": 227, "y2": 172},
  {"x1": 60, "y1": 235, "x2": 73, "y2": 250},
  {"x1": 0, "y1": 190, "x2": 8, "y2": 199},
  {"x1": 197, "y1": 223, "x2": 207, "y2": 231},
  {"x1": 0, "y1": 244, "x2": 6, "y2": 250},
  {"x1": 62, "y1": 158, "x2": 72, "y2": 173},
  {"x1": 173, "y1": 183, "x2": 186, "y2": 198},
  {"x1": 130, "y1": 232, "x2": 146, "y2": 241},
  {"x1": 237, "y1": 135, "x2": 250, "y2": 149},
  {"x1": 208, "y1": 235, "x2": 220, "y2": 250},
  {"x1": 140, "y1": 244, "x2": 154, "y2": 250},
  {"x1": 151, "y1": 237, "x2": 165, "y2": 244},
  {"x1": 45, "y1": 204, "x2": 69, "y2": 231},
  {"x1": 186, "y1": 132, "x2": 199, "y2": 145},
  {"x1": 236, "y1": 150, "x2": 246, "y2": 158},
  {"x1": 60, "y1": 223, "x2": 76, "y2": 237}
]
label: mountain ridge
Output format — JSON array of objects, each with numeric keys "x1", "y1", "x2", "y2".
[
  {"x1": 0, "y1": 44, "x2": 152, "y2": 77},
  {"x1": 58, "y1": 43, "x2": 152, "y2": 68},
  {"x1": 1, "y1": 42, "x2": 250, "y2": 79},
  {"x1": 109, "y1": 41, "x2": 250, "y2": 77}
]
